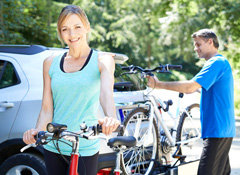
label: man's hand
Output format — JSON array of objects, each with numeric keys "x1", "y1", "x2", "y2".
[
  {"x1": 98, "y1": 117, "x2": 120, "y2": 135},
  {"x1": 146, "y1": 75, "x2": 159, "y2": 89}
]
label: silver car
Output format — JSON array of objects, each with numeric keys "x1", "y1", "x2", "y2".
[{"x1": 0, "y1": 45, "x2": 145, "y2": 175}]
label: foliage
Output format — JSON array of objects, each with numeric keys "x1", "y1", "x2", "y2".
[{"x1": 1, "y1": 0, "x2": 52, "y2": 45}]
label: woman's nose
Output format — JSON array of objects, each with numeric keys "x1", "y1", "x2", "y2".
[{"x1": 69, "y1": 29, "x2": 75, "y2": 36}]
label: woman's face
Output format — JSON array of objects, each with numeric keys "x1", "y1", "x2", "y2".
[{"x1": 60, "y1": 14, "x2": 89, "y2": 47}]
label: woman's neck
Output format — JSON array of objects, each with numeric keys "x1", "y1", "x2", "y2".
[{"x1": 67, "y1": 44, "x2": 91, "y2": 60}]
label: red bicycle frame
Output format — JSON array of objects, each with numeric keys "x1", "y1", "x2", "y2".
[
  {"x1": 69, "y1": 154, "x2": 79, "y2": 175},
  {"x1": 69, "y1": 138, "x2": 80, "y2": 175}
]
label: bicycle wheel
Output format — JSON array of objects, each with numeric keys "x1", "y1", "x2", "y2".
[
  {"x1": 176, "y1": 103, "x2": 202, "y2": 162},
  {"x1": 119, "y1": 107, "x2": 161, "y2": 175}
]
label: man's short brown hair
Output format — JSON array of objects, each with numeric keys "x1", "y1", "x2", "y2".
[{"x1": 191, "y1": 29, "x2": 219, "y2": 49}]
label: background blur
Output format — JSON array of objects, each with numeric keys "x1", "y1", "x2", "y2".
[{"x1": 0, "y1": 0, "x2": 239, "y2": 116}]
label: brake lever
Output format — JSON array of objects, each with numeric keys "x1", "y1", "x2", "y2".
[
  {"x1": 87, "y1": 134, "x2": 108, "y2": 140},
  {"x1": 20, "y1": 143, "x2": 37, "y2": 152}
]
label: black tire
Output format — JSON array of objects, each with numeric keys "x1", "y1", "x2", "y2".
[
  {"x1": 176, "y1": 103, "x2": 202, "y2": 162},
  {"x1": 0, "y1": 153, "x2": 47, "y2": 175},
  {"x1": 119, "y1": 107, "x2": 161, "y2": 175}
]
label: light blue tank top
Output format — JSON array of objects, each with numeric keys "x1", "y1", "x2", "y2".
[{"x1": 44, "y1": 49, "x2": 101, "y2": 156}]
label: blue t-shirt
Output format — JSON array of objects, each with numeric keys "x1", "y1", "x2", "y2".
[{"x1": 192, "y1": 54, "x2": 235, "y2": 138}]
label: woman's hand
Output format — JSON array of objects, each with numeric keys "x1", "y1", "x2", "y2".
[
  {"x1": 23, "y1": 128, "x2": 39, "y2": 145},
  {"x1": 98, "y1": 117, "x2": 120, "y2": 135}
]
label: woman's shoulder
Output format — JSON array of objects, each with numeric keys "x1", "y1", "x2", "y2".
[
  {"x1": 43, "y1": 54, "x2": 56, "y2": 69},
  {"x1": 44, "y1": 52, "x2": 65, "y2": 68},
  {"x1": 97, "y1": 51, "x2": 115, "y2": 64},
  {"x1": 44, "y1": 54, "x2": 55, "y2": 64},
  {"x1": 96, "y1": 51, "x2": 115, "y2": 73}
]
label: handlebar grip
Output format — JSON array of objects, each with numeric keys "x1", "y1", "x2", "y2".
[
  {"x1": 93, "y1": 124, "x2": 124, "y2": 135},
  {"x1": 167, "y1": 65, "x2": 182, "y2": 70},
  {"x1": 34, "y1": 131, "x2": 45, "y2": 140},
  {"x1": 34, "y1": 131, "x2": 46, "y2": 145}
]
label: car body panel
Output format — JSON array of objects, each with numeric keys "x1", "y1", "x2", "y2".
[{"x1": 0, "y1": 55, "x2": 29, "y2": 143}]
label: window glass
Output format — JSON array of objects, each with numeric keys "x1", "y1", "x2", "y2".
[
  {"x1": 0, "y1": 60, "x2": 4, "y2": 73},
  {"x1": 0, "y1": 60, "x2": 20, "y2": 89}
]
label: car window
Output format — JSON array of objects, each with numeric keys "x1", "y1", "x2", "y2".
[
  {"x1": 114, "y1": 63, "x2": 146, "y2": 91},
  {"x1": 0, "y1": 60, "x2": 20, "y2": 89}
]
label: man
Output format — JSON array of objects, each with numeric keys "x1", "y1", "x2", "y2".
[{"x1": 147, "y1": 29, "x2": 235, "y2": 175}]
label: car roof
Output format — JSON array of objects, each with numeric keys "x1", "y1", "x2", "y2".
[
  {"x1": 0, "y1": 45, "x2": 129, "y2": 64},
  {"x1": 0, "y1": 45, "x2": 51, "y2": 55}
]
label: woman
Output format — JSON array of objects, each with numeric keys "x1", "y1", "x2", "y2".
[{"x1": 23, "y1": 5, "x2": 120, "y2": 175}]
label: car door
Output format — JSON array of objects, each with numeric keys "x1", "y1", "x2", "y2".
[{"x1": 0, "y1": 55, "x2": 28, "y2": 143}]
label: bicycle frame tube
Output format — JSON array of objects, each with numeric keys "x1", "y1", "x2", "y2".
[
  {"x1": 148, "y1": 96, "x2": 175, "y2": 147},
  {"x1": 134, "y1": 115, "x2": 142, "y2": 139},
  {"x1": 157, "y1": 96, "x2": 180, "y2": 142},
  {"x1": 69, "y1": 139, "x2": 80, "y2": 175},
  {"x1": 69, "y1": 154, "x2": 79, "y2": 175}
]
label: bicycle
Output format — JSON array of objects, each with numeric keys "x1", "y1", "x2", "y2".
[
  {"x1": 21, "y1": 122, "x2": 136, "y2": 175},
  {"x1": 118, "y1": 64, "x2": 202, "y2": 174}
]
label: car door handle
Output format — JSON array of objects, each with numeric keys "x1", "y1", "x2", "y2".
[{"x1": 0, "y1": 102, "x2": 14, "y2": 108}]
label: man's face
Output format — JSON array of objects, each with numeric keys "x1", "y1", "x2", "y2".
[{"x1": 193, "y1": 37, "x2": 212, "y2": 59}]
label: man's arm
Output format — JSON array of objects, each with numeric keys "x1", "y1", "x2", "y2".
[{"x1": 147, "y1": 76, "x2": 201, "y2": 93}]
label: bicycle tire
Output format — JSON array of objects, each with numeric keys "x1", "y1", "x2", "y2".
[
  {"x1": 119, "y1": 107, "x2": 161, "y2": 175},
  {"x1": 176, "y1": 103, "x2": 202, "y2": 162}
]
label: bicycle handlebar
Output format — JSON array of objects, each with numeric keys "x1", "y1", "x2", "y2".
[
  {"x1": 21, "y1": 122, "x2": 123, "y2": 152},
  {"x1": 121, "y1": 64, "x2": 182, "y2": 76}
]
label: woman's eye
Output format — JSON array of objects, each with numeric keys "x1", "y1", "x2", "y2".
[
  {"x1": 62, "y1": 28, "x2": 67, "y2": 32},
  {"x1": 76, "y1": 26, "x2": 81, "y2": 29}
]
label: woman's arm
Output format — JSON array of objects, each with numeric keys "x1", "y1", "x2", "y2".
[
  {"x1": 98, "y1": 53, "x2": 120, "y2": 135},
  {"x1": 23, "y1": 55, "x2": 54, "y2": 144}
]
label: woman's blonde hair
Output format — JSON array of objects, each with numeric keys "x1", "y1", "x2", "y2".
[{"x1": 57, "y1": 5, "x2": 90, "y2": 47}]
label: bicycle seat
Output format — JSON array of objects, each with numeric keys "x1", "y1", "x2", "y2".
[{"x1": 107, "y1": 136, "x2": 136, "y2": 148}]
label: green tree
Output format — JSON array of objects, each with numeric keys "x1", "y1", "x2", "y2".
[{"x1": 1, "y1": 0, "x2": 53, "y2": 46}]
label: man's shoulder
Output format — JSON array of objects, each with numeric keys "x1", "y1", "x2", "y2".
[{"x1": 206, "y1": 54, "x2": 229, "y2": 68}]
